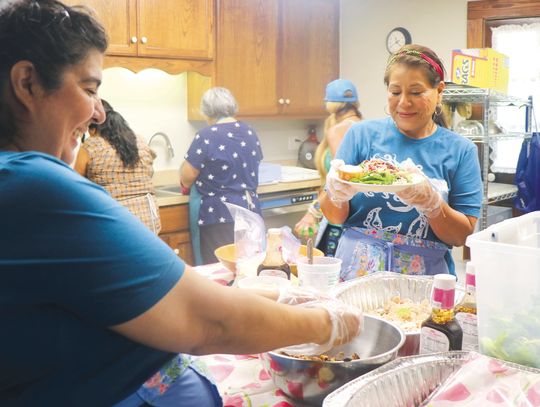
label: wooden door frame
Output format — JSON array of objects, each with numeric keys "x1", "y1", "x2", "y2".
[
  {"x1": 466, "y1": 0, "x2": 540, "y2": 213},
  {"x1": 467, "y1": 0, "x2": 540, "y2": 47}
]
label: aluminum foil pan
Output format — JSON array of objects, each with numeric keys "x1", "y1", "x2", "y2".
[
  {"x1": 332, "y1": 272, "x2": 464, "y2": 356},
  {"x1": 323, "y1": 351, "x2": 540, "y2": 407}
]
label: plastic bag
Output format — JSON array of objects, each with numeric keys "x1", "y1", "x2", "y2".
[
  {"x1": 514, "y1": 132, "x2": 540, "y2": 213},
  {"x1": 280, "y1": 226, "x2": 301, "y2": 264},
  {"x1": 420, "y1": 353, "x2": 540, "y2": 406},
  {"x1": 224, "y1": 202, "x2": 265, "y2": 261}
]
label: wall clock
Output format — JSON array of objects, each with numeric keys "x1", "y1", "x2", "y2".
[{"x1": 386, "y1": 27, "x2": 412, "y2": 54}]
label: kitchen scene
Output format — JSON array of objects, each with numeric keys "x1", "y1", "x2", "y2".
[{"x1": 2, "y1": 0, "x2": 540, "y2": 406}]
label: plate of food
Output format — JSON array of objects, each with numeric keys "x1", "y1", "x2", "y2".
[{"x1": 336, "y1": 157, "x2": 423, "y2": 193}]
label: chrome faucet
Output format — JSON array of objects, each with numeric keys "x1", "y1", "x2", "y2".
[{"x1": 148, "y1": 132, "x2": 174, "y2": 158}]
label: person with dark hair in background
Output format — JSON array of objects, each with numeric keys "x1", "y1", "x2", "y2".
[
  {"x1": 294, "y1": 79, "x2": 362, "y2": 256},
  {"x1": 75, "y1": 99, "x2": 161, "y2": 234},
  {"x1": 0, "y1": 1, "x2": 362, "y2": 405},
  {"x1": 321, "y1": 44, "x2": 482, "y2": 279}
]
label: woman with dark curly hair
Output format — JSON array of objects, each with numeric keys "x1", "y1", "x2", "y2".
[{"x1": 75, "y1": 99, "x2": 161, "y2": 233}]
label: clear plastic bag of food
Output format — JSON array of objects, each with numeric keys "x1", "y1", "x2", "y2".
[{"x1": 224, "y1": 202, "x2": 265, "y2": 261}]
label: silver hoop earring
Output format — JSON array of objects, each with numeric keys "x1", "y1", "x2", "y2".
[
  {"x1": 384, "y1": 105, "x2": 390, "y2": 116},
  {"x1": 433, "y1": 104, "x2": 443, "y2": 117}
]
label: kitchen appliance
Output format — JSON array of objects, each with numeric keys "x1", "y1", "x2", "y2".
[
  {"x1": 258, "y1": 165, "x2": 320, "y2": 230},
  {"x1": 297, "y1": 125, "x2": 319, "y2": 169},
  {"x1": 259, "y1": 188, "x2": 318, "y2": 230}
]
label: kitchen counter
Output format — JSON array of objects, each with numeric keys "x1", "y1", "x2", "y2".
[{"x1": 154, "y1": 168, "x2": 322, "y2": 207}]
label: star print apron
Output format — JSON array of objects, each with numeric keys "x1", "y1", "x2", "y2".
[{"x1": 335, "y1": 226, "x2": 450, "y2": 280}]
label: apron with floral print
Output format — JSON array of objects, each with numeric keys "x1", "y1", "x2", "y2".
[{"x1": 336, "y1": 226, "x2": 449, "y2": 281}]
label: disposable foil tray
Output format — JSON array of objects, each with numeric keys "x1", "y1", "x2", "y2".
[
  {"x1": 323, "y1": 351, "x2": 540, "y2": 407},
  {"x1": 332, "y1": 272, "x2": 464, "y2": 356}
]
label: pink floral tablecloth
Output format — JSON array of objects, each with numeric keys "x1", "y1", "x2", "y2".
[{"x1": 193, "y1": 263, "x2": 298, "y2": 407}]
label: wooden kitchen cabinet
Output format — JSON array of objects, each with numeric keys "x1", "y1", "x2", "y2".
[
  {"x1": 278, "y1": 0, "x2": 340, "y2": 117},
  {"x1": 64, "y1": 0, "x2": 214, "y2": 74},
  {"x1": 158, "y1": 204, "x2": 195, "y2": 266},
  {"x1": 212, "y1": 0, "x2": 339, "y2": 118}
]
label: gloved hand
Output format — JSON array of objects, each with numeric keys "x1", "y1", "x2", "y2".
[
  {"x1": 280, "y1": 299, "x2": 363, "y2": 356},
  {"x1": 294, "y1": 212, "x2": 320, "y2": 240},
  {"x1": 277, "y1": 285, "x2": 333, "y2": 306},
  {"x1": 325, "y1": 159, "x2": 358, "y2": 208},
  {"x1": 395, "y1": 159, "x2": 443, "y2": 218}
]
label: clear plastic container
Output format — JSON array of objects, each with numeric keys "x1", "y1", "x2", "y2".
[{"x1": 466, "y1": 211, "x2": 540, "y2": 368}]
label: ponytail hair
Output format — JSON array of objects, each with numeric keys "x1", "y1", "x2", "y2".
[{"x1": 88, "y1": 100, "x2": 140, "y2": 167}]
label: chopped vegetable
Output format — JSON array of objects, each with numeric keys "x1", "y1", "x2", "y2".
[{"x1": 338, "y1": 157, "x2": 413, "y2": 185}]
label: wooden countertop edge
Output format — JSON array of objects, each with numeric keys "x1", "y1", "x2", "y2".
[{"x1": 157, "y1": 179, "x2": 321, "y2": 207}]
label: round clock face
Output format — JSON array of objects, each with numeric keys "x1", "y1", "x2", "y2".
[{"x1": 386, "y1": 27, "x2": 412, "y2": 54}]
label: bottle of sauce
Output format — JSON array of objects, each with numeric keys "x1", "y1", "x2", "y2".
[
  {"x1": 257, "y1": 228, "x2": 291, "y2": 280},
  {"x1": 454, "y1": 262, "x2": 478, "y2": 351},
  {"x1": 419, "y1": 274, "x2": 463, "y2": 353}
]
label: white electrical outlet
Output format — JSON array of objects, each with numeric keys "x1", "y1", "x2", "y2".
[{"x1": 288, "y1": 136, "x2": 301, "y2": 150}]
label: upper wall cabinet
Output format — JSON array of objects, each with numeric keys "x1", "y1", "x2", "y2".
[
  {"x1": 214, "y1": 0, "x2": 339, "y2": 118},
  {"x1": 64, "y1": 0, "x2": 214, "y2": 74}
]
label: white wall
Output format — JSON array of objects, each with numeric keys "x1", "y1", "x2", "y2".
[
  {"x1": 98, "y1": 68, "x2": 317, "y2": 171},
  {"x1": 340, "y1": 0, "x2": 469, "y2": 119}
]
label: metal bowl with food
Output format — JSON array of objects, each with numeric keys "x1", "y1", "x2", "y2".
[
  {"x1": 333, "y1": 272, "x2": 464, "y2": 356},
  {"x1": 260, "y1": 315, "x2": 405, "y2": 406}
]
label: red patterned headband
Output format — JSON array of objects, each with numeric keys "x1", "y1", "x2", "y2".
[{"x1": 391, "y1": 50, "x2": 444, "y2": 82}]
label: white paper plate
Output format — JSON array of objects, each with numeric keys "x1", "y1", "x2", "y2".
[{"x1": 338, "y1": 173, "x2": 423, "y2": 193}]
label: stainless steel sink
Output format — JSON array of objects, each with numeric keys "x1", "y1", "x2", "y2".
[{"x1": 154, "y1": 184, "x2": 183, "y2": 197}]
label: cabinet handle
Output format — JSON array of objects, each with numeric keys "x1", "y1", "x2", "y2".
[
  {"x1": 278, "y1": 98, "x2": 285, "y2": 105},
  {"x1": 174, "y1": 249, "x2": 180, "y2": 255},
  {"x1": 285, "y1": 98, "x2": 291, "y2": 105},
  {"x1": 140, "y1": 36, "x2": 148, "y2": 44},
  {"x1": 130, "y1": 36, "x2": 138, "y2": 44}
]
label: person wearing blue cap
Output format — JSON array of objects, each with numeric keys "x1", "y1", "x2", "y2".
[{"x1": 294, "y1": 79, "x2": 362, "y2": 256}]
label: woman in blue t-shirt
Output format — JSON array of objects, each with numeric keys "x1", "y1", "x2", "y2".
[
  {"x1": 321, "y1": 44, "x2": 483, "y2": 278},
  {"x1": 0, "y1": 1, "x2": 363, "y2": 406}
]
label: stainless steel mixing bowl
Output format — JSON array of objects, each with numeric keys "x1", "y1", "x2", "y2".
[{"x1": 260, "y1": 315, "x2": 405, "y2": 406}]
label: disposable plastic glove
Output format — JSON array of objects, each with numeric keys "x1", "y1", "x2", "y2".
[
  {"x1": 395, "y1": 159, "x2": 443, "y2": 218},
  {"x1": 294, "y1": 212, "x2": 320, "y2": 239},
  {"x1": 277, "y1": 285, "x2": 334, "y2": 306},
  {"x1": 280, "y1": 299, "x2": 363, "y2": 356},
  {"x1": 325, "y1": 159, "x2": 359, "y2": 208}
]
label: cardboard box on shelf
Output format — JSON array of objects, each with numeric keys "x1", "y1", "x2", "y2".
[{"x1": 451, "y1": 48, "x2": 509, "y2": 93}]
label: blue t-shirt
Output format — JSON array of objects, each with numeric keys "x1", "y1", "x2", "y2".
[
  {"x1": 185, "y1": 121, "x2": 263, "y2": 226},
  {"x1": 336, "y1": 118, "x2": 482, "y2": 267},
  {"x1": 0, "y1": 152, "x2": 184, "y2": 406}
]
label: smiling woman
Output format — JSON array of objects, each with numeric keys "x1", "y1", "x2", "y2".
[
  {"x1": 0, "y1": 2, "x2": 363, "y2": 406},
  {"x1": 320, "y1": 44, "x2": 483, "y2": 279}
]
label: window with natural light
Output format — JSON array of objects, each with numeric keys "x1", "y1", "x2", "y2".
[{"x1": 490, "y1": 23, "x2": 540, "y2": 173}]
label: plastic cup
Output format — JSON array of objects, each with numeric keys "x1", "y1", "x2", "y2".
[{"x1": 296, "y1": 256, "x2": 342, "y2": 292}]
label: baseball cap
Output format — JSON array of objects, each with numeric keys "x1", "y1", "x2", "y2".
[{"x1": 324, "y1": 79, "x2": 358, "y2": 102}]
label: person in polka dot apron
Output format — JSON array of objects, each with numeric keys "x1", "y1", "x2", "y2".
[{"x1": 181, "y1": 87, "x2": 264, "y2": 264}]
